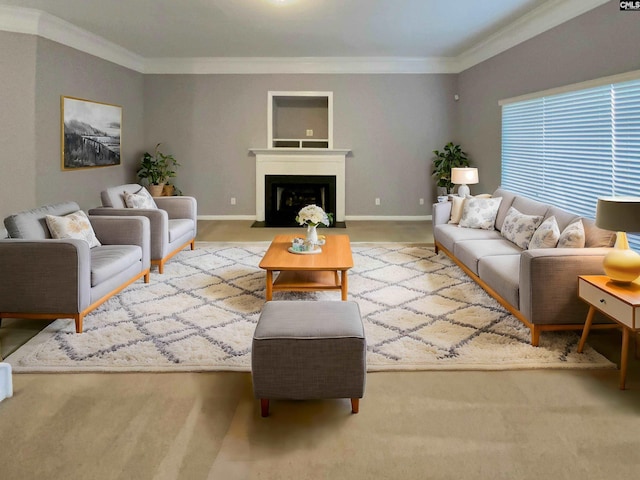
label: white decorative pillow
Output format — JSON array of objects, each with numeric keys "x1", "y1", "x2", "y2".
[
  {"x1": 528, "y1": 216, "x2": 560, "y2": 249},
  {"x1": 123, "y1": 188, "x2": 157, "y2": 209},
  {"x1": 557, "y1": 219, "x2": 585, "y2": 248},
  {"x1": 500, "y1": 207, "x2": 544, "y2": 249},
  {"x1": 458, "y1": 197, "x2": 503, "y2": 230},
  {"x1": 448, "y1": 196, "x2": 466, "y2": 224},
  {"x1": 45, "y1": 210, "x2": 101, "y2": 248}
]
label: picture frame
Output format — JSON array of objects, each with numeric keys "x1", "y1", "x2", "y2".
[{"x1": 61, "y1": 96, "x2": 122, "y2": 170}]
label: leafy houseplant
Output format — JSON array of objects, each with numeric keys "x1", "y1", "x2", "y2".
[
  {"x1": 137, "y1": 143, "x2": 180, "y2": 196},
  {"x1": 432, "y1": 142, "x2": 470, "y2": 194}
]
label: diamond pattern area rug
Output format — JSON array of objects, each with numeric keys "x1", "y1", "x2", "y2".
[{"x1": 6, "y1": 242, "x2": 613, "y2": 372}]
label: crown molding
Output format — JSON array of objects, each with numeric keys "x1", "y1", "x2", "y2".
[
  {"x1": 456, "y1": 0, "x2": 610, "y2": 72},
  {"x1": 142, "y1": 56, "x2": 458, "y2": 75},
  {"x1": 0, "y1": 5, "x2": 145, "y2": 72},
  {"x1": 0, "y1": 1, "x2": 610, "y2": 75}
]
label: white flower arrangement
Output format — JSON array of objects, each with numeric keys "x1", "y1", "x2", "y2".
[{"x1": 295, "y1": 204, "x2": 332, "y2": 227}]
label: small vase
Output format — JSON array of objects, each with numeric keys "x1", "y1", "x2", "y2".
[{"x1": 306, "y1": 224, "x2": 318, "y2": 248}]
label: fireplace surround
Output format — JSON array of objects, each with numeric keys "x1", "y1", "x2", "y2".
[{"x1": 251, "y1": 148, "x2": 350, "y2": 224}]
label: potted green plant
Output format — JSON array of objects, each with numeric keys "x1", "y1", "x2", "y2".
[
  {"x1": 136, "y1": 143, "x2": 180, "y2": 197},
  {"x1": 432, "y1": 142, "x2": 470, "y2": 195}
]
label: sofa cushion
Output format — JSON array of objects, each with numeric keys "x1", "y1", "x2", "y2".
[
  {"x1": 544, "y1": 206, "x2": 580, "y2": 232},
  {"x1": 511, "y1": 196, "x2": 549, "y2": 217},
  {"x1": 582, "y1": 218, "x2": 616, "y2": 248},
  {"x1": 557, "y1": 219, "x2": 586, "y2": 248},
  {"x1": 500, "y1": 207, "x2": 543, "y2": 249},
  {"x1": 454, "y1": 239, "x2": 523, "y2": 275},
  {"x1": 90, "y1": 245, "x2": 142, "y2": 286},
  {"x1": 477, "y1": 255, "x2": 520, "y2": 309},
  {"x1": 529, "y1": 216, "x2": 560, "y2": 249},
  {"x1": 492, "y1": 189, "x2": 517, "y2": 231},
  {"x1": 434, "y1": 224, "x2": 502, "y2": 252},
  {"x1": 4, "y1": 202, "x2": 81, "y2": 240},
  {"x1": 101, "y1": 184, "x2": 144, "y2": 209},
  {"x1": 459, "y1": 197, "x2": 503, "y2": 230},
  {"x1": 45, "y1": 210, "x2": 102, "y2": 248}
]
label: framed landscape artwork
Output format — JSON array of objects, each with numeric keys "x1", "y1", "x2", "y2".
[{"x1": 61, "y1": 96, "x2": 122, "y2": 170}]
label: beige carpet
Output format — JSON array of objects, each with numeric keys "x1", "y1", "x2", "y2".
[{"x1": 5, "y1": 242, "x2": 613, "y2": 372}]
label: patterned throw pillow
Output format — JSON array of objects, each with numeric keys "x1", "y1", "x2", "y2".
[
  {"x1": 45, "y1": 210, "x2": 101, "y2": 248},
  {"x1": 500, "y1": 207, "x2": 544, "y2": 249},
  {"x1": 123, "y1": 188, "x2": 158, "y2": 209},
  {"x1": 528, "y1": 216, "x2": 560, "y2": 249},
  {"x1": 458, "y1": 197, "x2": 503, "y2": 230},
  {"x1": 557, "y1": 219, "x2": 585, "y2": 248}
]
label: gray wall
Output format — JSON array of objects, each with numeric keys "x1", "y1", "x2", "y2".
[
  {"x1": 144, "y1": 74, "x2": 458, "y2": 216},
  {"x1": 1, "y1": 32, "x2": 144, "y2": 235},
  {"x1": 0, "y1": 32, "x2": 37, "y2": 226},
  {"x1": 458, "y1": 0, "x2": 640, "y2": 195},
  {"x1": 34, "y1": 38, "x2": 145, "y2": 210}
]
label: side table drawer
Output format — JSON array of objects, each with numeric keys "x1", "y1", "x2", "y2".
[{"x1": 579, "y1": 279, "x2": 636, "y2": 329}]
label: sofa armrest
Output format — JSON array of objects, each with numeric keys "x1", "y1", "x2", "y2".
[
  {"x1": 0, "y1": 239, "x2": 91, "y2": 313},
  {"x1": 153, "y1": 196, "x2": 197, "y2": 221},
  {"x1": 519, "y1": 248, "x2": 612, "y2": 325},
  {"x1": 432, "y1": 202, "x2": 452, "y2": 226}
]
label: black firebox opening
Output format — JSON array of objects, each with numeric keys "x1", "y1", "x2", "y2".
[{"x1": 265, "y1": 175, "x2": 336, "y2": 227}]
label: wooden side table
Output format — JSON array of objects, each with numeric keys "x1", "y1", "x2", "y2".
[{"x1": 577, "y1": 275, "x2": 640, "y2": 389}]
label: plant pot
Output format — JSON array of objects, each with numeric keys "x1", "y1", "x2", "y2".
[
  {"x1": 162, "y1": 185, "x2": 174, "y2": 196},
  {"x1": 147, "y1": 184, "x2": 165, "y2": 197}
]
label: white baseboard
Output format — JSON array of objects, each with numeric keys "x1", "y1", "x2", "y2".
[{"x1": 197, "y1": 215, "x2": 432, "y2": 222}]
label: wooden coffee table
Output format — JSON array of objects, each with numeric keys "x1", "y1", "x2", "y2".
[{"x1": 259, "y1": 234, "x2": 354, "y2": 301}]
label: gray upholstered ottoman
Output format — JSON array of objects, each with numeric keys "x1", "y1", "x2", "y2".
[{"x1": 251, "y1": 300, "x2": 366, "y2": 417}]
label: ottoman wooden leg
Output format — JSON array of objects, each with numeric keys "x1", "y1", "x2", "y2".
[
  {"x1": 260, "y1": 399, "x2": 270, "y2": 417},
  {"x1": 351, "y1": 398, "x2": 359, "y2": 414}
]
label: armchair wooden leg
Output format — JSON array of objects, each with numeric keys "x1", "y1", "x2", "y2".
[
  {"x1": 144, "y1": 272, "x2": 150, "y2": 283},
  {"x1": 190, "y1": 240, "x2": 195, "y2": 250},
  {"x1": 531, "y1": 325, "x2": 541, "y2": 347},
  {"x1": 351, "y1": 398, "x2": 360, "y2": 414},
  {"x1": 75, "y1": 314, "x2": 84, "y2": 333},
  {"x1": 260, "y1": 399, "x2": 269, "y2": 417}
]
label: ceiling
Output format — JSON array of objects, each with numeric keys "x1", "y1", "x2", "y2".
[{"x1": 0, "y1": 0, "x2": 610, "y2": 73}]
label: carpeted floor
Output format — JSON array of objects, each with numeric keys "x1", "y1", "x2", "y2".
[{"x1": 5, "y1": 242, "x2": 613, "y2": 372}]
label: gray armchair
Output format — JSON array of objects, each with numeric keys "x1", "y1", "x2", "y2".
[
  {"x1": 0, "y1": 202, "x2": 150, "y2": 333},
  {"x1": 89, "y1": 184, "x2": 197, "y2": 273}
]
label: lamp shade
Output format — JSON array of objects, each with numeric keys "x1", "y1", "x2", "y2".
[
  {"x1": 595, "y1": 197, "x2": 640, "y2": 233},
  {"x1": 596, "y1": 197, "x2": 640, "y2": 284},
  {"x1": 451, "y1": 167, "x2": 478, "y2": 185}
]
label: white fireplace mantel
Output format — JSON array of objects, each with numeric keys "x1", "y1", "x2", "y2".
[{"x1": 250, "y1": 148, "x2": 351, "y2": 222}]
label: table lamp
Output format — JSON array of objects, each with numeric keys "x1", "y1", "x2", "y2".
[
  {"x1": 451, "y1": 167, "x2": 478, "y2": 198},
  {"x1": 595, "y1": 197, "x2": 640, "y2": 284}
]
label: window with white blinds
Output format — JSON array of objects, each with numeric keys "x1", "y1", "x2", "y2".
[{"x1": 501, "y1": 76, "x2": 640, "y2": 251}]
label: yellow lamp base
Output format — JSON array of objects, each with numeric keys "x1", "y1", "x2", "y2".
[{"x1": 603, "y1": 232, "x2": 640, "y2": 284}]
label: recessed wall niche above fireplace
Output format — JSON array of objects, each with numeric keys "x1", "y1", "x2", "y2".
[{"x1": 250, "y1": 90, "x2": 350, "y2": 225}]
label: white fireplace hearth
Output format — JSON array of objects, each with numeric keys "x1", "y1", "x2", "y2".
[{"x1": 250, "y1": 148, "x2": 350, "y2": 223}]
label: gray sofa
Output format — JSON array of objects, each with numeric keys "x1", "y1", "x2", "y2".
[
  {"x1": 433, "y1": 188, "x2": 615, "y2": 346},
  {"x1": 0, "y1": 202, "x2": 150, "y2": 333},
  {"x1": 89, "y1": 184, "x2": 197, "y2": 273}
]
